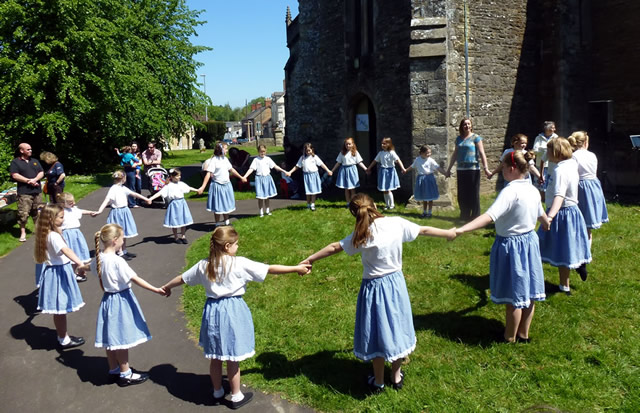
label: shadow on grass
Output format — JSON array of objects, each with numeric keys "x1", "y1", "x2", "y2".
[
  {"x1": 414, "y1": 273, "x2": 504, "y2": 347},
  {"x1": 149, "y1": 364, "x2": 221, "y2": 406},
  {"x1": 244, "y1": 350, "x2": 373, "y2": 400}
]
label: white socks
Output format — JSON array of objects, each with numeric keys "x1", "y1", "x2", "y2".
[
  {"x1": 559, "y1": 284, "x2": 570, "y2": 292},
  {"x1": 58, "y1": 335, "x2": 70, "y2": 345},
  {"x1": 230, "y1": 391, "x2": 244, "y2": 402}
]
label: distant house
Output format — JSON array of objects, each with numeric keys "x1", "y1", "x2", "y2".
[
  {"x1": 241, "y1": 102, "x2": 272, "y2": 140},
  {"x1": 271, "y1": 91, "x2": 286, "y2": 132}
]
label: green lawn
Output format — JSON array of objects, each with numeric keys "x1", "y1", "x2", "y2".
[{"x1": 180, "y1": 199, "x2": 640, "y2": 412}]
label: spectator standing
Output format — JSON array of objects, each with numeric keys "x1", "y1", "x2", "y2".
[
  {"x1": 39, "y1": 151, "x2": 66, "y2": 204},
  {"x1": 142, "y1": 141, "x2": 163, "y2": 191},
  {"x1": 9, "y1": 143, "x2": 44, "y2": 242}
]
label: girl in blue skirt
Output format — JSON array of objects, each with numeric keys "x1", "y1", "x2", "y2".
[
  {"x1": 199, "y1": 142, "x2": 247, "y2": 226},
  {"x1": 330, "y1": 137, "x2": 368, "y2": 205},
  {"x1": 34, "y1": 204, "x2": 90, "y2": 349},
  {"x1": 288, "y1": 142, "x2": 333, "y2": 211},
  {"x1": 537, "y1": 137, "x2": 592, "y2": 294},
  {"x1": 366, "y1": 137, "x2": 407, "y2": 210},
  {"x1": 455, "y1": 151, "x2": 550, "y2": 343},
  {"x1": 92, "y1": 224, "x2": 165, "y2": 387},
  {"x1": 147, "y1": 168, "x2": 198, "y2": 243},
  {"x1": 303, "y1": 194, "x2": 454, "y2": 393},
  {"x1": 243, "y1": 145, "x2": 290, "y2": 217},
  {"x1": 92, "y1": 171, "x2": 150, "y2": 260},
  {"x1": 59, "y1": 192, "x2": 92, "y2": 282},
  {"x1": 568, "y1": 131, "x2": 609, "y2": 278},
  {"x1": 404, "y1": 145, "x2": 446, "y2": 217},
  {"x1": 161, "y1": 226, "x2": 310, "y2": 408}
]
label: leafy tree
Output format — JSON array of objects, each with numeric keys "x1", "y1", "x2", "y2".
[{"x1": 0, "y1": 0, "x2": 210, "y2": 182}]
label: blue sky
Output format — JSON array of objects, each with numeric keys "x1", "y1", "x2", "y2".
[{"x1": 185, "y1": 1, "x2": 299, "y2": 109}]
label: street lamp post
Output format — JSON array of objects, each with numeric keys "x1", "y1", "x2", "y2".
[{"x1": 201, "y1": 74, "x2": 208, "y2": 121}]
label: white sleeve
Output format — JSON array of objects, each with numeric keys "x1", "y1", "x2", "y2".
[
  {"x1": 399, "y1": 218, "x2": 420, "y2": 243},
  {"x1": 296, "y1": 156, "x2": 304, "y2": 169},
  {"x1": 249, "y1": 158, "x2": 259, "y2": 171},
  {"x1": 314, "y1": 156, "x2": 324, "y2": 167},
  {"x1": 374, "y1": 152, "x2": 383, "y2": 163},
  {"x1": 486, "y1": 188, "x2": 514, "y2": 222},
  {"x1": 266, "y1": 157, "x2": 276, "y2": 169},
  {"x1": 235, "y1": 257, "x2": 269, "y2": 283},
  {"x1": 336, "y1": 153, "x2": 344, "y2": 163},
  {"x1": 116, "y1": 258, "x2": 138, "y2": 283},
  {"x1": 355, "y1": 151, "x2": 363, "y2": 163},
  {"x1": 182, "y1": 260, "x2": 208, "y2": 286},
  {"x1": 49, "y1": 232, "x2": 67, "y2": 254},
  {"x1": 339, "y1": 232, "x2": 358, "y2": 256},
  {"x1": 391, "y1": 151, "x2": 400, "y2": 162}
]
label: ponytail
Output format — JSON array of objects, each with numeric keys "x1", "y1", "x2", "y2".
[
  {"x1": 94, "y1": 231, "x2": 105, "y2": 292},
  {"x1": 349, "y1": 193, "x2": 383, "y2": 248}
]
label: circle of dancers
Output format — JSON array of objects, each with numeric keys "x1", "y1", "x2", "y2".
[{"x1": 30, "y1": 123, "x2": 608, "y2": 408}]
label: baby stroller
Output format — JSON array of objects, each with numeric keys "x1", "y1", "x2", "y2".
[{"x1": 146, "y1": 166, "x2": 168, "y2": 207}]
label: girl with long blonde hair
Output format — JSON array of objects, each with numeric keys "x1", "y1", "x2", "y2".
[
  {"x1": 35, "y1": 204, "x2": 89, "y2": 349},
  {"x1": 161, "y1": 226, "x2": 310, "y2": 409},
  {"x1": 303, "y1": 194, "x2": 454, "y2": 393}
]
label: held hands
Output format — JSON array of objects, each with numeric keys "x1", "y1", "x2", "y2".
[
  {"x1": 160, "y1": 285, "x2": 172, "y2": 297},
  {"x1": 296, "y1": 263, "x2": 312, "y2": 276},
  {"x1": 90, "y1": 211, "x2": 100, "y2": 217}
]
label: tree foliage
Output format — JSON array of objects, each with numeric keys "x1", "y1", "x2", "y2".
[
  {"x1": 194, "y1": 120, "x2": 227, "y2": 147},
  {"x1": 0, "y1": 0, "x2": 210, "y2": 182}
]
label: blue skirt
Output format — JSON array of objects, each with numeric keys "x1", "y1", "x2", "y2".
[
  {"x1": 37, "y1": 263, "x2": 85, "y2": 314},
  {"x1": 490, "y1": 231, "x2": 546, "y2": 308},
  {"x1": 199, "y1": 296, "x2": 255, "y2": 361},
  {"x1": 206, "y1": 181, "x2": 236, "y2": 214},
  {"x1": 354, "y1": 271, "x2": 416, "y2": 362},
  {"x1": 164, "y1": 198, "x2": 193, "y2": 228},
  {"x1": 303, "y1": 171, "x2": 322, "y2": 195},
  {"x1": 377, "y1": 167, "x2": 400, "y2": 191},
  {"x1": 578, "y1": 179, "x2": 609, "y2": 229},
  {"x1": 538, "y1": 205, "x2": 592, "y2": 269},
  {"x1": 107, "y1": 207, "x2": 138, "y2": 238},
  {"x1": 63, "y1": 228, "x2": 91, "y2": 262},
  {"x1": 255, "y1": 175, "x2": 277, "y2": 199},
  {"x1": 336, "y1": 165, "x2": 360, "y2": 189},
  {"x1": 414, "y1": 174, "x2": 439, "y2": 201},
  {"x1": 95, "y1": 288, "x2": 152, "y2": 350}
]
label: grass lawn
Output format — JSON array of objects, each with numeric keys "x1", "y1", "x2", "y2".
[{"x1": 180, "y1": 198, "x2": 640, "y2": 412}]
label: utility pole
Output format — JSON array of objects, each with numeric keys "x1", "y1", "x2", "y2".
[{"x1": 201, "y1": 74, "x2": 208, "y2": 121}]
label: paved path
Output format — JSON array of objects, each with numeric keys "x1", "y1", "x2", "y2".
[{"x1": 0, "y1": 166, "x2": 313, "y2": 413}]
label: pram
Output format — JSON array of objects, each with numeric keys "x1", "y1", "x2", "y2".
[{"x1": 146, "y1": 165, "x2": 168, "y2": 207}]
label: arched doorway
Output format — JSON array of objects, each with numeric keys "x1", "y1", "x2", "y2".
[{"x1": 351, "y1": 95, "x2": 377, "y2": 165}]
